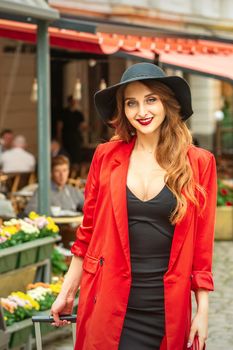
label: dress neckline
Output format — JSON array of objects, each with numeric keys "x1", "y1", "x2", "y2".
[{"x1": 126, "y1": 184, "x2": 167, "y2": 203}]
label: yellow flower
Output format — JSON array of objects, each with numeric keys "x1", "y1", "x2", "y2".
[
  {"x1": 49, "y1": 282, "x2": 62, "y2": 294},
  {"x1": 1, "y1": 225, "x2": 19, "y2": 237},
  {"x1": 46, "y1": 217, "x2": 59, "y2": 233},
  {"x1": 29, "y1": 212, "x2": 39, "y2": 220},
  {"x1": 11, "y1": 292, "x2": 40, "y2": 310}
]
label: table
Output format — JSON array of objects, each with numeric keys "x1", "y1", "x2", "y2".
[{"x1": 52, "y1": 215, "x2": 83, "y2": 225}]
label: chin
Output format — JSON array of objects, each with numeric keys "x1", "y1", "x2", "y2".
[{"x1": 136, "y1": 126, "x2": 160, "y2": 135}]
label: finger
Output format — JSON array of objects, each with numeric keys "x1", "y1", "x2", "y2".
[
  {"x1": 51, "y1": 310, "x2": 60, "y2": 325},
  {"x1": 198, "y1": 336, "x2": 206, "y2": 350},
  {"x1": 51, "y1": 322, "x2": 60, "y2": 328},
  {"x1": 187, "y1": 328, "x2": 197, "y2": 348}
]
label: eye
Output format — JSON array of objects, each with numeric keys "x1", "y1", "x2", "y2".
[
  {"x1": 146, "y1": 96, "x2": 158, "y2": 104},
  {"x1": 126, "y1": 100, "x2": 137, "y2": 107}
]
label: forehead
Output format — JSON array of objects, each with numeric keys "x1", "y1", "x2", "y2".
[
  {"x1": 124, "y1": 81, "x2": 154, "y2": 97},
  {"x1": 53, "y1": 164, "x2": 69, "y2": 171}
]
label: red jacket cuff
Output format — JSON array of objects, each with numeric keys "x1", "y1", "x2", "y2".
[
  {"x1": 70, "y1": 240, "x2": 88, "y2": 258},
  {"x1": 191, "y1": 271, "x2": 214, "y2": 291}
]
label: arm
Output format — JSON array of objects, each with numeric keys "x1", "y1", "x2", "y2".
[
  {"x1": 188, "y1": 154, "x2": 217, "y2": 349},
  {"x1": 191, "y1": 153, "x2": 217, "y2": 292},
  {"x1": 51, "y1": 146, "x2": 100, "y2": 325},
  {"x1": 24, "y1": 190, "x2": 38, "y2": 216},
  {"x1": 70, "y1": 145, "x2": 100, "y2": 258},
  {"x1": 73, "y1": 187, "x2": 84, "y2": 211}
]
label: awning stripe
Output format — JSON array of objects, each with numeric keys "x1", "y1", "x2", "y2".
[{"x1": 0, "y1": 19, "x2": 233, "y2": 81}]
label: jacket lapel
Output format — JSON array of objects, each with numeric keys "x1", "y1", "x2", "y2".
[
  {"x1": 110, "y1": 137, "x2": 136, "y2": 271},
  {"x1": 110, "y1": 138, "x2": 194, "y2": 274}
]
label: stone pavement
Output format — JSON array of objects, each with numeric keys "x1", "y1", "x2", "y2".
[{"x1": 42, "y1": 241, "x2": 233, "y2": 350}]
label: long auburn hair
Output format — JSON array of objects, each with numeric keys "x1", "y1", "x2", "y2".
[{"x1": 109, "y1": 80, "x2": 206, "y2": 225}]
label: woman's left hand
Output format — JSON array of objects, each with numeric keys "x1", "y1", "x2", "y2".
[{"x1": 187, "y1": 311, "x2": 208, "y2": 349}]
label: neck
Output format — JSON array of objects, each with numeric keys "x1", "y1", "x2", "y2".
[
  {"x1": 52, "y1": 181, "x2": 65, "y2": 190},
  {"x1": 135, "y1": 131, "x2": 159, "y2": 153}
]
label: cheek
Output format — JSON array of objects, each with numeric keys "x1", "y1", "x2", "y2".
[{"x1": 125, "y1": 107, "x2": 136, "y2": 120}]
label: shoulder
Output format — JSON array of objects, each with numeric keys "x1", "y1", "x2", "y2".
[
  {"x1": 65, "y1": 184, "x2": 82, "y2": 196},
  {"x1": 96, "y1": 139, "x2": 125, "y2": 155},
  {"x1": 97, "y1": 140, "x2": 125, "y2": 152},
  {"x1": 1, "y1": 149, "x2": 13, "y2": 160},
  {"x1": 188, "y1": 144, "x2": 215, "y2": 164},
  {"x1": 187, "y1": 145, "x2": 216, "y2": 179}
]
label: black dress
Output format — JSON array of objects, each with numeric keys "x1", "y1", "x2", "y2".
[{"x1": 118, "y1": 184, "x2": 177, "y2": 350}]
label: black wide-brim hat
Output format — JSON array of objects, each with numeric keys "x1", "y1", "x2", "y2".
[{"x1": 94, "y1": 62, "x2": 193, "y2": 122}]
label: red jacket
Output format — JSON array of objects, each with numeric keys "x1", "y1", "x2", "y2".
[{"x1": 71, "y1": 136, "x2": 217, "y2": 350}]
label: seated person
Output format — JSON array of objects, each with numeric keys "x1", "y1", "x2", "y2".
[
  {"x1": 24, "y1": 155, "x2": 84, "y2": 216},
  {"x1": 0, "y1": 135, "x2": 35, "y2": 173}
]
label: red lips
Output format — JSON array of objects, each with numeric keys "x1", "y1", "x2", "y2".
[{"x1": 136, "y1": 117, "x2": 154, "y2": 126}]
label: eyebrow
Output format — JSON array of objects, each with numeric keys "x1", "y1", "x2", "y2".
[{"x1": 124, "y1": 93, "x2": 157, "y2": 101}]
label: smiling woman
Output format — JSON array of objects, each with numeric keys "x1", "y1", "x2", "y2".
[{"x1": 50, "y1": 63, "x2": 217, "y2": 350}]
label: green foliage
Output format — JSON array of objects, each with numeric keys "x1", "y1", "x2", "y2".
[
  {"x1": 217, "y1": 179, "x2": 233, "y2": 206},
  {"x1": 51, "y1": 248, "x2": 68, "y2": 275},
  {"x1": 37, "y1": 293, "x2": 56, "y2": 311},
  {"x1": 219, "y1": 102, "x2": 233, "y2": 151}
]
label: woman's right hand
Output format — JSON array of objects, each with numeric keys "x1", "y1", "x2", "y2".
[{"x1": 51, "y1": 294, "x2": 75, "y2": 327}]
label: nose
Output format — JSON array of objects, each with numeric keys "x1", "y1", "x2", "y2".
[{"x1": 137, "y1": 102, "x2": 148, "y2": 118}]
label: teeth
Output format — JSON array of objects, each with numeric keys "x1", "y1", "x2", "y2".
[{"x1": 138, "y1": 117, "x2": 153, "y2": 122}]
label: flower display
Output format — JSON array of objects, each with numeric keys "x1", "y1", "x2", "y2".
[
  {"x1": 1, "y1": 291, "x2": 40, "y2": 326},
  {"x1": 0, "y1": 212, "x2": 59, "y2": 249},
  {"x1": 217, "y1": 179, "x2": 233, "y2": 206},
  {"x1": 1, "y1": 280, "x2": 63, "y2": 326},
  {"x1": 51, "y1": 246, "x2": 71, "y2": 275}
]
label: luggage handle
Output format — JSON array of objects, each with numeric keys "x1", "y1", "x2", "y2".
[
  {"x1": 32, "y1": 314, "x2": 77, "y2": 323},
  {"x1": 32, "y1": 314, "x2": 77, "y2": 350}
]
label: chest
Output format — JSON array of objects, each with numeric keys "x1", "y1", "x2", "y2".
[{"x1": 126, "y1": 151, "x2": 167, "y2": 202}]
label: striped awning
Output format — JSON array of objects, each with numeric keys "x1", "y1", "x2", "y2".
[{"x1": 0, "y1": 19, "x2": 233, "y2": 82}]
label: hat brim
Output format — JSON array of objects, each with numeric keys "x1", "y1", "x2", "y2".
[{"x1": 94, "y1": 75, "x2": 193, "y2": 124}]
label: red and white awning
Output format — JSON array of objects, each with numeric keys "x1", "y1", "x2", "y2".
[{"x1": 0, "y1": 19, "x2": 233, "y2": 81}]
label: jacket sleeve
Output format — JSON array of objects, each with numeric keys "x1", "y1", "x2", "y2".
[
  {"x1": 71, "y1": 145, "x2": 100, "y2": 258},
  {"x1": 191, "y1": 153, "x2": 217, "y2": 292}
]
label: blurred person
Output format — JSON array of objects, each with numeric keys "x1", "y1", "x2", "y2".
[
  {"x1": 51, "y1": 63, "x2": 217, "y2": 350},
  {"x1": 24, "y1": 155, "x2": 84, "y2": 215},
  {"x1": 0, "y1": 129, "x2": 14, "y2": 152},
  {"x1": 57, "y1": 95, "x2": 87, "y2": 166},
  {"x1": 0, "y1": 135, "x2": 35, "y2": 173},
  {"x1": 51, "y1": 138, "x2": 69, "y2": 158},
  {"x1": 0, "y1": 129, "x2": 14, "y2": 163}
]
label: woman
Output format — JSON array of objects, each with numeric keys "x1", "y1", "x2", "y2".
[{"x1": 51, "y1": 63, "x2": 217, "y2": 350}]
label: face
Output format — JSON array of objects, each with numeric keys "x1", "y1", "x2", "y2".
[
  {"x1": 51, "y1": 140, "x2": 60, "y2": 153},
  {"x1": 3, "y1": 132, "x2": 14, "y2": 149},
  {"x1": 124, "y1": 81, "x2": 166, "y2": 136},
  {"x1": 52, "y1": 164, "x2": 69, "y2": 187}
]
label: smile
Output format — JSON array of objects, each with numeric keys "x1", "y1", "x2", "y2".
[{"x1": 136, "y1": 117, "x2": 154, "y2": 126}]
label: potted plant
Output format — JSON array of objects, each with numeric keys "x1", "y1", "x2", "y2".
[
  {"x1": 0, "y1": 212, "x2": 60, "y2": 273},
  {"x1": 215, "y1": 179, "x2": 233, "y2": 240},
  {"x1": 0, "y1": 280, "x2": 63, "y2": 348}
]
